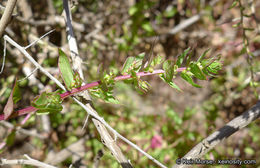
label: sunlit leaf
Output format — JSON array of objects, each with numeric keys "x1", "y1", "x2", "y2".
[
  {"x1": 31, "y1": 92, "x2": 63, "y2": 115},
  {"x1": 207, "y1": 61, "x2": 222, "y2": 74},
  {"x1": 103, "y1": 91, "x2": 120, "y2": 104},
  {"x1": 135, "y1": 53, "x2": 145, "y2": 71},
  {"x1": 139, "y1": 80, "x2": 151, "y2": 92},
  {"x1": 190, "y1": 63, "x2": 206, "y2": 80},
  {"x1": 142, "y1": 22, "x2": 154, "y2": 33},
  {"x1": 162, "y1": 60, "x2": 175, "y2": 82},
  {"x1": 180, "y1": 72, "x2": 201, "y2": 88},
  {"x1": 163, "y1": 6, "x2": 177, "y2": 17},
  {"x1": 129, "y1": 6, "x2": 138, "y2": 16},
  {"x1": 122, "y1": 57, "x2": 135, "y2": 74},
  {"x1": 232, "y1": 22, "x2": 241, "y2": 28},
  {"x1": 58, "y1": 48, "x2": 75, "y2": 91},
  {"x1": 151, "y1": 55, "x2": 163, "y2": 67},
  {"x1": 229, "y1": 0, "x2": 238, "y2": 9},
  {"x1": 160, "y1": 75, "x2": 181, "y2": 91}
]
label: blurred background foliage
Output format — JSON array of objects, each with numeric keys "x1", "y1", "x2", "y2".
[{"x1": 0, "y1": 0, "x2": 260, "y2": 167}]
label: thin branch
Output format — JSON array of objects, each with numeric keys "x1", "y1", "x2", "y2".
[
  {"x1": 152, "y1": 0, "x2": 219, "y2": 40},
  {"x1": 0, "y1": 0, "x2": 17, "y2": 37},
  {"x1": 0, "y1": 36, "x2": 7, "y2": 74},
  {"x1": 45, "y1": 136, "x2": 90, "y2": 165},
  {"x1": 15, "y1": 15, "x2": 85, "y2": 32},
  {"x1": 172, "y1": 101, "x2": 260, "y2": 168},
  {"x1": 24, "y1": 29, "x2": 55, "y2": 49},
  {"x1": 0, "y1": 121, "x2": 46, "y2": 139},
  {"x1": 3, "y1": 35, "x2": 67, "y2": 91},
  {"x1": 18, "y1": 67, "x2": 39, "y2": 82},
  {"x1": 2, "y1": 35, "x2": 168, "y2": 168},
  {"x1": 0, "y1": 155, "x2": 57, "y2": 168},
  {"x1": 167, "y1": 13, "x2": 203, "y2": 35}
]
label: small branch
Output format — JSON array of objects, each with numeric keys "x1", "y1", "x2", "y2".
[
  {"x1": 0, "y1": 121, "x2": 46, "y2": 139},
  {"x1": 0, "y1": 0, "x2": 17, "y2": 37},
  {"x1": 0, "y1": 68, "x2": 185, "y2": 120},
  {"x1": 172, "y1": 101, "x2": 260, "y2": 168},
  {"x1": 0, "y1": 155, "x2": 57, "y2": 168},
  {"x1": 3, "y1": 35, "x2": 67, "y2": 91},
  {"x1": 167, "y1": 13, "x2": 203, "y2": 35},
  {"x1": 93, "y1": 119, "x2": 133, "y2": 168},
  {"x1": 152, "y1": 0, "x2": 219, "y2": 39},
  {"x1": 45, "y1": 136, "x2": 90, "y2": 165},
  {"x1": 15, "y1": 16, "x2": 85, "y2": 32}
]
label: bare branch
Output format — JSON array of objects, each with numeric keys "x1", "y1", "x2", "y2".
[
  {"x1": 1, "y1": 155, "x2": 57, "y2": 168},
  {"x1": 0, "y1": 121, "x2": 46, "y2": 140},
  {"x1": 93, "y1": 119, "x2": 133, "y2": 168},
  {"x1": 0, "y1": 0, "x2": 17, "y2": 37},
  {"x1": 172, "y1": 101, "x2": 260, "y2": 168},
  {"x1": 45, "y1": 136, "x2": 90, "y2": 165}
]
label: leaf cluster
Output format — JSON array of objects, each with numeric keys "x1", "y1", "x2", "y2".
[{"x1": 3, "y1": 48, "x2": 222, "y2": 117}]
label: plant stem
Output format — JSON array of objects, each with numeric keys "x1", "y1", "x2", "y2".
[{"x1": 0, "y1": 68, "x2": 185, "y2": 121}]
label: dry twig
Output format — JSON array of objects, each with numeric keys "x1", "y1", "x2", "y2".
[
  {"x1": 0, "y1": 0, "x2": 17, "y2": 37},
  {"x1": 172, "y1": 101, "x2": 260, "y2": 168}
]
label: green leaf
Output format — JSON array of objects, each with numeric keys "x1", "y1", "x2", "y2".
[
  {"x1": 3, "y1": 78, "x2": 21, "y2": 119},
  {"x1": 244, "y1": 147, "x2": 254, "y2": 155},
  {"x1": 31, "y1": 92, "x2": 63, "y2": 115},
  {"x1": 160, "y1": 75, "x2": 181, "y2": 91},
  {"x1": 163, "y1": 6, "x2": 177, "y2": 17},
  {"x1": 197, "y1": 49, "x2": 210, "y2": 62},
  {"x1": 190, "y1": 63, "x2": 206, "y2": 80},
  {"x1": 207, "y1": 61, "x2": 222, "y2": 74},
  {"x1": 129, "y1": 6, "x2": 138, "y2": 16},
  {"x1": 58, "y1": 48, "x2": 75, "y2": 91},
  {"x1": 180, "y1": 72, "x2": 201, "y2": 88},
  {"x1": 103, "y1": 91, "x2": 120, "y2": 104},
  {"x1": 229, "y1": 0, "x2": 238, "y2": 9},
  {"x1": 142, "y1": 22, "x2": 154, "y2": 33},
  {"x1": 163, "y1": 60, "x2": 171, "y2": 71},
  {"x1": 135, "y1": 52, "x2": 145, "y2": 70},
  {"x1": 166, "y1": 108, "x2": 182, "y2": 125},
  {"x1": 89, "y1": 88, "x2": 102, "y2": 98},
  {"x1": 168, "y1": 81, "x2": 181, "y2": 91},
  {"x1": 151, "y1": 55, "x2": 163, "y2": 67},
  {"x1": 13, "y1": 81, "x2": 21, "y2": 104},
  {"x1": 139, "y1": 80, "x2": 151, "y2": 92},
  {"x1": 232, "y1": 22, "x2": 241, "y2": 28},
  {"x1": 162, "y1": 60, "x2": 175, "y2": 82},
  {"x1": 176, "y1": 47, "x2": 190, "y2": 67},
  {"x1": 122, "y1": 53, "x2": 146, "y2": 74},
  {"x1": 72, "y1": 71, "x2": 83, "y2": 89},
  {"x1": 121, "y1": 57, "x2": 135, "y2": 74},
  {"x1": 6, "y1": 130, "x2": 16, "y2": 146}
]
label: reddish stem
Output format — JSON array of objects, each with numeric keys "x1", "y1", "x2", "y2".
[{"x1": 0, "y1": 68, "x2": 185, "y2": 121}]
